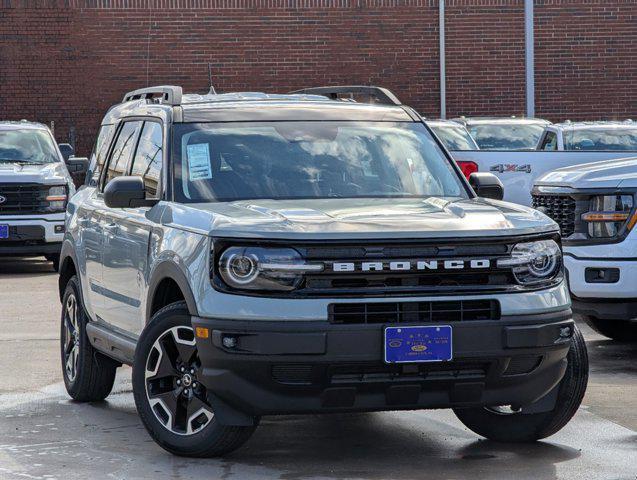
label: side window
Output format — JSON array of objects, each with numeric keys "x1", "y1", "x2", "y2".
[
  {"x1": 130, "y1": 121, "x2": 163, "y2": 198},
  {"x1": 540, "y1": 131, "x2": 558, "y2": 151},
  {"x1": 89, "y1": 124, "x2": 115, "y2": 186},
  {"x1": 103, "y1": 121, "x2": 143, "y2": 188}
]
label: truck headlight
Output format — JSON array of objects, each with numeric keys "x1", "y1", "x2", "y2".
[
  {"x1": 46, "y1": 185, "x2": 68, "y2": 211},
  {"x1": 497, "y1": 239, "x2": 562, "y2": 285},
  {"x1": 217, "y1": 246, "x2": 323, "y2": 291},
  {"x1": 581, "y1": 195, "x2": 635, "y2": 238}
]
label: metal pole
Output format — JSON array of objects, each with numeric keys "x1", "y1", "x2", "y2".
[
  {"x1": 524, "y1": 0, "x2": 535, "y2": 117},
  {"x1": 439, "y1": 0, "x2": 446, "y2": 119}
]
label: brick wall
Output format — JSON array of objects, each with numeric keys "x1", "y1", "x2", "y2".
[{"x1": 0, "y1": 0, "x2": 635, "y2": 155}]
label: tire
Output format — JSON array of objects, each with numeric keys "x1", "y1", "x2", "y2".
[
  {"x1": 61, "y1": 275, "x2": 118, "y2": 401},
  {"x1": 132, "y1": 301, "x2": 257, "y2": 457},
  {"x1": 584, "y1": 316, "x2": 637, "y2": 342},
  {"x1": 47, "y1": 253, "x2": 60, "y2": 272},
  {"x1": 453, "y1": 325, "x2": 588, "y2": 442}
]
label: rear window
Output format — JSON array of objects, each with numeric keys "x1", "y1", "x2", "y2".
[
  {"x1": 563, "y1": 128, "x2": 637, "y2": 151},
  {"x1": 468, "y1": 123, "x2": 546, "y2": 150},
  {"x1": 0, "y1": 128, "x2": 59, "y2": 164},
  {"x1": 429, "y1": 124, "x2": 478, "y2": 151}
]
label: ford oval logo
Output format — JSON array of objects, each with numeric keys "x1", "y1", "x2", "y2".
[{"x1": 0, "y1": 195, "x2": 6, "y2": 204}]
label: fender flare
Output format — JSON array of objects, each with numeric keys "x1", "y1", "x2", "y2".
[
  {"x1": 59, "y1": 239, "x2": 80, "y2": 302},
  {"x1": 146, "y1": 262, "x2": 199, "y2": 324}
]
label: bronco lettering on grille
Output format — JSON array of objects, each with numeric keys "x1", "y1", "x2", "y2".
[{"x1": 330, "y1": 259, "x2": 491, "y2": 273}]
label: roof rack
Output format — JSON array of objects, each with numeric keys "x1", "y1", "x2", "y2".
[
  {"x1": 290, "y1": 86, "x2": 401, "y2": 106},
  {"x1": 122, "y1": 85, "x2": 183, "y2": 106}
]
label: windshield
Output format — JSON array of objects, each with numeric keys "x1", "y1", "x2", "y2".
[
  {"x1": 564, "y1": 127, "x2": 637, "y2": 151},
  {"x1": 468, "y1": 123, "x2": 546, "y2": 150},
  {"x1": 172, "y1": 121, "x2": 468, "y2": 203},
  {"x1": 429, "y1": 124, "x2": 478, "y2": 151},
  {"x1": 0, "y1": 128, "x2": 59, "y2": 164}
]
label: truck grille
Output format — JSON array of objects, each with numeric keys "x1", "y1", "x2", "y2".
[
  {"x1": 0, "y1": 183, "x2": 51, "y2": 215},
  {"x1": 329, "y1": 300, "x2": 500, "y2": 324},
  {"x1": 532, "y1": 194, "x2": 577, "y2": 237}
]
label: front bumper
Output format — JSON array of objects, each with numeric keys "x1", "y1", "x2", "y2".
[
  {"x1": 0, "y1": 214, "x2": 64, "y2": 256},
  {"x1": 192, "y1": 310, "x2": 574, "y2": 420}
]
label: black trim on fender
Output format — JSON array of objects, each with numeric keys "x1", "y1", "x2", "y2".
[{"x1": 146, "y1": 262, "x2": 200, "y2": 322}]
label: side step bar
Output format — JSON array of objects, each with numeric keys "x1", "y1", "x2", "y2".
[{"x1": 86, "y1": 322, "x2": 137, "y2": 365}]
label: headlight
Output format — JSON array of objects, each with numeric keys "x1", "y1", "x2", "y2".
[
  {"x1": 217, "y1": 246, "x2": 323, "y2": 291},
  {"x1": 46, "y1": 185, "x2": 68, "y2": 211},
  {"x1": 497, "y1": 239, "x2": 562, "y2": 285},
  {"x1": 581, "y1": 195, "x2": 635, "y2": 238}
]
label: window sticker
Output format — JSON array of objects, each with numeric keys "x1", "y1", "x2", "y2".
[{"x1": 187, "y1": 143, "x2": 212, "y2": 181}]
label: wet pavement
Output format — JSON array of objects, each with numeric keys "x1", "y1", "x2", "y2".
[{"x1": 1, "y1": 257, "x2": 636, "y2": 480}]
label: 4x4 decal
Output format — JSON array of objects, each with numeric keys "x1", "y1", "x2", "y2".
[{"x1": 490, "y1": 163, "x2": 532, "y2": 173}]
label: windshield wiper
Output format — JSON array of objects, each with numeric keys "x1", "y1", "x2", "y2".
[{"x1": 0, "y1": 158, "x2": 44, "y2": 165}]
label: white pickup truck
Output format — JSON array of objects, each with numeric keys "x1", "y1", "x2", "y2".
[
  {"x1": 533, "y1": 157, "x2": 637, "y2": 341},
  {"x1": 452, "y1": 121, "x2": 637, "y2": 206}
]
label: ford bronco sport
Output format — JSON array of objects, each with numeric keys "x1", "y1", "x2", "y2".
[{"x1": 59, "y1": 85, "x2": 588, "y2": 457}]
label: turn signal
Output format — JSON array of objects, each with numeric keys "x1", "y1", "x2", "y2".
[{"x1": 195, "y1": 327, "x2": 209, "y2": 339}]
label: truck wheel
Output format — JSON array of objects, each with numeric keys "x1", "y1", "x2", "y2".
[
  {"x1": 584, "y1": 316, "x2": 637, "y2": 342},
  {"x1": 61, "y1": 276, "x2": 118, "y2": 401},
  {"x1": 132, "y1": 301, "x2": 257, "y2": 457},
  {"x1": 453, "y1": 326, "x2": 588, "y2": 442}
]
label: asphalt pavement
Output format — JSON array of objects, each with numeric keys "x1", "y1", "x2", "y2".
[{"x1": 0, "y1": 257, "x2": 635, "y2": 480}]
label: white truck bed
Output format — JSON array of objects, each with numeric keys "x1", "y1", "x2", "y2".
[{"x1": 451, "y1": 151, "x2": 637, "y2": 205}]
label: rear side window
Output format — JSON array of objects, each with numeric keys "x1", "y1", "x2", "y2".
[
  {"x1": 103, "y1": 121, "x2": 142, "y2": 187},
  {"x1": 89, "y1": 124, "x2": 116, "y2": 185},
  {"x1": 539, "y1": 131, "x2": 558, "y2": 151},
  {"x1": 130, "y1": 121, "x2": 163, "y2": 198}
]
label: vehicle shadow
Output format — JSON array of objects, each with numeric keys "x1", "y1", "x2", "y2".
[
  {"x1": 0, "y1": 256, "x2": 55, "y2": 276},
  {"x1": 586, "y1": 338, "x2": 637, "y2": 377}
]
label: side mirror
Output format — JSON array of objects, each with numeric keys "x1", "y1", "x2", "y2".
[
  {"x1": 104, "y1": 176, "x2": 158, "y2": 208},
  {"x1": 65, "y1": 156, "x2": 89, "y2": 188},
  {"x1": 469, "y1": 172, "x2": 504, "y2": 201},
  {"x1": 58, "y1": 143, "x2": 75, "y2": 161}
]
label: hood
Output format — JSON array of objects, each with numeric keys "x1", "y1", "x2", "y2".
[
  {"x1": 0, "y1": 161, "x2": 73, "y2": 187},
  {"x1": 165, "y1": 197, "x2": 557, "y2": 240},
  {"x1": 535, "y1": 156, "x2": 637, "y2": 190}
]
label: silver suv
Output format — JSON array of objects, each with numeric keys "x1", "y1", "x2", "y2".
[{"x1": 59, "y1": 85, "x2": 587, "y2": 457}]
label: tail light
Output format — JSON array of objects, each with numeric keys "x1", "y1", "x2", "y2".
[{"x1": 457, "y1": 161, "x2": 478, "y2": 180}]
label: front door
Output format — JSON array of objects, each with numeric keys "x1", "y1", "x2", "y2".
[{"x1": 100, "y1": 120, "x2": 164, "y2": 335}]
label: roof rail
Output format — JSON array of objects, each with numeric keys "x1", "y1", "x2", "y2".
[
  {"x1": 290, "y1": 86, "x2": 401, "y2": 106},
  {"x1": 122, "y1": 85, "x2": 183, "y2": 106}
]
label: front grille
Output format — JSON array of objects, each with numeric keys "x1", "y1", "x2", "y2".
[
  {"x1": 270, "y1": 362, "x2": 489, "y2": 386},
  {"x1": 0, "y1": 183, "x2": 51, "y2": 215},
  {"x1": 300, "y1": 241, "x2": 516, "y2": 296},
  {"x1": 328, "y1": 362, "x2": 488, "y2": 385},
  {"x1": 329, "y1": 299, "x2": 500, "y2": 324},
  {"x1": 532, "y1": 194, "x2": 577, "y2": 237}
]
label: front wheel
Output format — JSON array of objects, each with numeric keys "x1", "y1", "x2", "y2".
[
  {"x1": 453, "y1": 326, "x2": 588, "y2": 442},
  {"x1": 132, "y1": 301, "x2": 257, "y2": 457},
  {"x1": 584, "y1": 316, "x2": 637, "y2": 342}
]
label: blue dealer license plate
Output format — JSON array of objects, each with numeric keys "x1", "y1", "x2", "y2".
[
  {"x1": 384, "y1": 325, "x2": 453, "y2": 363},
  {"x1": 0, "y1": 225, "x2": 8, "y2": 239}
]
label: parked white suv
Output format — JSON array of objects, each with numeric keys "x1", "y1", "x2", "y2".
[
  {"x1": 534, "y1": 157, "x2": 637, "y2": 341},
  {"x1": 0, "y1": 121, "x2": 86, "y2": 270},
  {"x1": 536, "y1": 121, "x2": 637, "y2": 151}
]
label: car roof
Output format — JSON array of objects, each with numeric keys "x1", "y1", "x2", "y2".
[
  {"x1": 102, "y1": 89, "x2": 416, "y2": 124},
  {"x1": 548, "y1": 120, "x2": 637, "y2": 131},
  {"x1": 0, "y1": 120, "x2": 50, "y2": 131},
  {"x1": 453, "y1": 116, "x2": 551, "y2": 126},
  {"x1": 426, "y1": 119, "x2": 466, "y2": 128}
]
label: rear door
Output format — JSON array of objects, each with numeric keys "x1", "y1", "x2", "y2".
[{"x1": 100, "y1": 120, "x2": 163, "y2": 335}]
